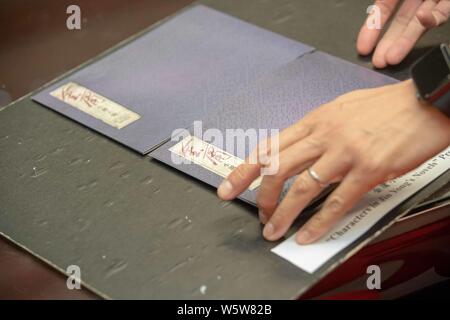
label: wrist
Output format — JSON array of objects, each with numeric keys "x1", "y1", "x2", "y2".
[{"x1": 403, "y1": 79, "x2": 450, "y2": 128}]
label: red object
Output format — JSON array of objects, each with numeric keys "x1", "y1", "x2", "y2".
[{"x1": 302, "y1": 216, "x2": 450, "y2": 299}]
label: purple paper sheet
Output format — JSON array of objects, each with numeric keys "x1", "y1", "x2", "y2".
[
  {"x1": 150, "y1": 51, "x2": 398, "y2": 205},
  {"x1": 32, "y1": 4, "x2": 313, "y2": 154}
]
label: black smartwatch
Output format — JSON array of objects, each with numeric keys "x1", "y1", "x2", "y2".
[{"x1": 411, "y1": 43, "x2": 450, "y2": 117}]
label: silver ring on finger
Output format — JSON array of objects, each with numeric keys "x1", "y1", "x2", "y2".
[{"x1": 307, "y1": 167, "x2": 329, "y2": 188}]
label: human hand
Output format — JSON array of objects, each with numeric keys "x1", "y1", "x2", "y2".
[
  {"x1": 357, "y1": 0, "x2": 450, "y2": 68},
  {"x1": 217, "y1": 80, "x2": 450, "y2": 244}
]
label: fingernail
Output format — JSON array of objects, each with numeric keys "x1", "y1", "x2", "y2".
[
  {"x1": 263, "y1": 222, "x2": 276, "y2": 240},
  {"x1": 296, "y1": 230, "x2": 313, "y2": 244},
  {"x1": 258, "y1": 209, "x2": 268, "y2": 224},
  {"x1": 218, "y1": 179, "x2": 233, "y2": 199}
]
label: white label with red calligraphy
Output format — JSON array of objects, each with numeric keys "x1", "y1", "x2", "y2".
[
  {"x1": 169, "y1": 135, "x2": 262, "y2": 191},
  {"x1": 50, "y1": 82, "x2": 140, "y2": 129}
]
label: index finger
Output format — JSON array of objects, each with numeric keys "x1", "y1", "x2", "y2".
[
  {"x1": 217, "y1": 162, "x2": 261, "y2": 200},
  {"x1": 217, "y1": 122, "x2": 313, "y2": 200},
  {"x1": 357, "y1": 0, "x2": 400, "y2": 55}
]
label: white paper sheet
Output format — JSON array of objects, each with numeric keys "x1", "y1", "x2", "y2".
[{"x1": 272, "y1": 146, "x2": 450, "y2": 274}]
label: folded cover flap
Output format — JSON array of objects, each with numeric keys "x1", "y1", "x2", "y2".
[
  {"x1": 150, "y1": 51, "x2": 398, "y2": 204},
  {"x1": 32, "y1": 4, "x2": 313, "y2": 154}
]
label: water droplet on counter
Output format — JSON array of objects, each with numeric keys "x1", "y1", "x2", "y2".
[
  {"x1": 119, "y1": 171, "x2": 130, "y2": 179},
  {"x1": 88, "y1": 180, "x2": 98, "y2": 188},
  {"x1": 104, "y1": 200, "x2": 115, "y2": 208},
  {"x1": 68, "y1": 158, "x2": 83, "y2": 166},
  {"x1": 33, "y1": 154, "x2": 47, "y2": 162},
  {"x1": 273, "y1": 14, "x2": 292, "y2": 25},
  {"x1": 51, "y1": 147, "x2": 64, "y2": 155},
  {"x1": 36, "y1": 219, "x2": 49, "y2": 227},
  {"x1": 109, "y1": 161, "x2": 124, "y2": 171},
  {"x1": 140, "y1": 176, "x2": 154, "y2": 185},
  {"x1": 77, "y1": 180, "x2": 97, "y2": 191},
  {"x1": 84, "y1": 135, "x2": 95, "y2": 142},
  {"x1": 31, "y1": 167, "x2": 48, "y2": 178},
  {"x1": 200, "y1": 285, "x2": 207, "y2": 295},
  {"x1": 167, "y1": 217, "x2": 184, "y2": 229},
  {"x1": 104, "y1": 259, "x2": 128, "y2": 278},
  {"x1": 76, "y1": 218, "x2": 91, "y2": 232},
  {"x1": 169, "y1": 260, "x2": 188, "y2": 273}
]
